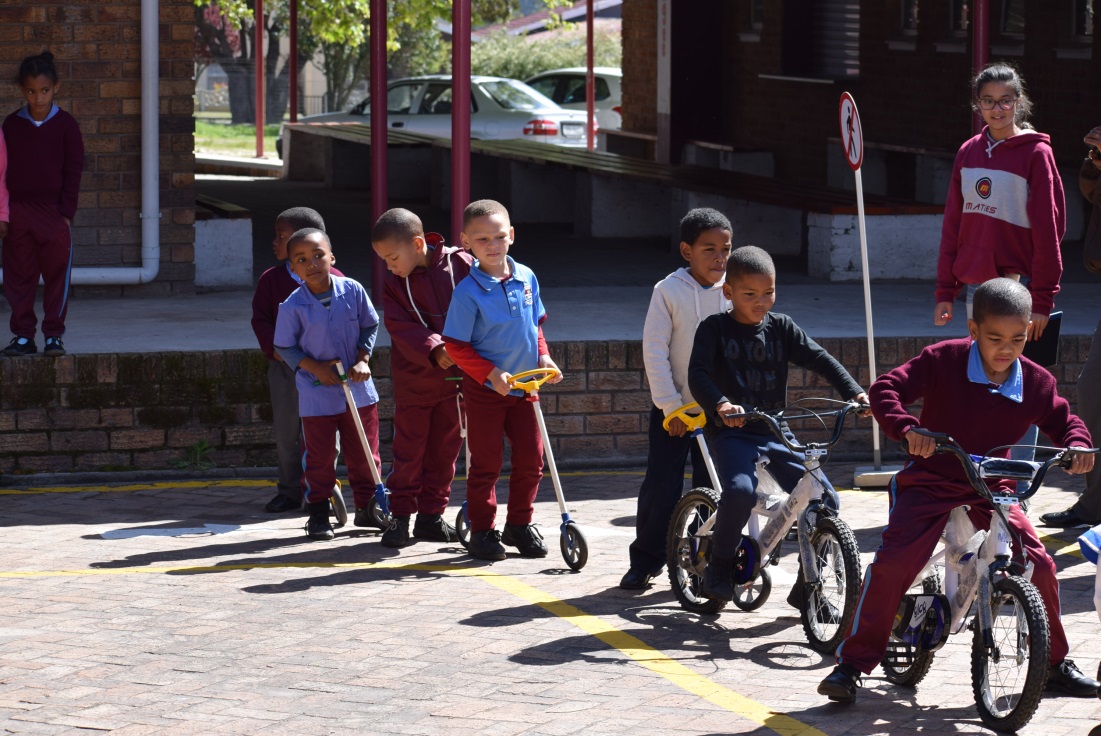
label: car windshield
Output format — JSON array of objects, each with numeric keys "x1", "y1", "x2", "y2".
[{"x1": 479, "y1": 80, "x2": 556, "y2": 111}]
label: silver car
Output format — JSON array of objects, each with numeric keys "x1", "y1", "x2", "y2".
[
  {"x1": 278, "y1": 75, "x2": 591, "y2": 154},
  {"x1": 525, "y1": 67, "x2": 622, "y2": 130}
]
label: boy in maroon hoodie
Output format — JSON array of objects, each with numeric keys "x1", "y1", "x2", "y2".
[
  {"x1": 819, "y1": 279, "x2": 1098, "y2": 704},
  {"x1": 372, "y1": 208, "x2": 473, "y2": 547},
  {"x1": 251, "y1": 207, "x2": 343, "y2": 514}
]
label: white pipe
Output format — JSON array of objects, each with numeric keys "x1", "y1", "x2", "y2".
[{"x1": 0, "y1": 0, "x2": 161, "y2": 287}]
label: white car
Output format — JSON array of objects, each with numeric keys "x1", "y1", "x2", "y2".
[
  {"x1": 277, "y1": 75, "x2": 591, "y2": 154},
  {"x1": 525, "y1": 67, "x2": 622, "y2": 130}
]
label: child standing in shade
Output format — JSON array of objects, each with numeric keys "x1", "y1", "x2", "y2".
[{"x1": 2, "y1": 51, "x2": 85, "y2": 357}]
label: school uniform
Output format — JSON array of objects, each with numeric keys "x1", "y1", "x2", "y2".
[
  {"x1": 835, "y1": 339, "x2": 1091, "y2": 675},
  {"x1": 273, "y1": 275, "x2": 380, "y2": 507},
  {"x1": 251, "y1": 262, "x2": 344, "y2": 501},
  {"x1": 442, "y1": 256, "x2": 549, "y2": 532},
  {"x1": 382, "y1": 235, "x2": 473, "y2": 517},
  {"x1": 2, "y1": 104, "x2": 84, "y2": 340}
]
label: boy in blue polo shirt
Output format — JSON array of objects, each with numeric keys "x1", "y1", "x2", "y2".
[
  {"x1": 443, "y1": 200, "x2": 562, "y2": 561},
  {"x1": 274, "y1": 229, "x2": 381, "y2": 541}
]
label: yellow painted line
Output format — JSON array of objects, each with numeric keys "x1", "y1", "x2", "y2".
[
  {"x1": 0, "y1": 560, "x2": 823, "y2": 736},
  {"x1": 1037, "y1": 530, "x2": 1084, "y2": 559}
]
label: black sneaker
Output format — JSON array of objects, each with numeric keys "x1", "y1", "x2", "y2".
[
  {"x1": 619, "y1": 569, "x2": 658, "y2": 590},
  {"x1": 413, "y1": 513, "x2": 458, "y2": 542},
  {"x1": 701, "y1": 556, "x2": 735, "y2": 601},
  {"x1": 468, "y1": 529, "x2": 507, "y2": 561},
  {"x1": 264, "y1": 493, "x2": 302, "y2": 513},
  {"x1": 818, "y1": 664, "x2": 862, "y2": 703},
  {"x1": 1039, "y1": 507, "x2": 1092, "y2": 529},
  {"x1": 2, "y1": 336, "x2": 36, "y2": 357},
  {"x1": 43, "y1": 337, "x2": 65, "y2": 356},
  {"x1": 381, "y1": 515, "x2": 412, "y2": 548},
  {"x1": 1046, "y1": 659, "x2": 1100, "y2": 697},
  {"x1": 305, "y1": 501, "x2": 335, "y2": 541},
  {"x1": 501, "y1": 523, "x2": 548, "y2": 558}
]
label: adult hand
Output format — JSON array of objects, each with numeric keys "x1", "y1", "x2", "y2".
[
  {"x1": 934, "y1": 301, "x2": 954, "y2": 326},
  {"x1": 852, "y1": 392, "x2": 872, "y2": 417},
  {"x1": 665, "y1": 415, "x2": 688, "y2": 438},
  {"x1": 905, "y1": 428, "x2": 936, "y2": 458},
  {"x1": 431, "y1": 344, "x2": 455, "y2": 369},
  {"x1": 1067, "y1": 447, "x2": 1096, "y2": 475},
  {"x1": 1027, "y1": 312, "x2": 1047, "y2": 341},
  {"x1": 718, "y1": 401, "x2": 745, "y2": 428}
]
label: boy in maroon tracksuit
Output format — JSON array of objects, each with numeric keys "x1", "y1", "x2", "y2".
[
  {"x1": 251, "y1": 207, "x2": 343, "y2": 514},
  {"x1": 819, "y1": 278, "x2": 1098, "y2": 703},
  {"x1": 372, "y1": 208, "x2": 473, "y2": 547}
]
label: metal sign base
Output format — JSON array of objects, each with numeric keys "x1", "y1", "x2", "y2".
[{"x1": 853, "y1": 465, "x2": 904, "y2": 489}]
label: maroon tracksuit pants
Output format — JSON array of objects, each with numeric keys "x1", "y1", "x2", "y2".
[
  {"x1": 386, "y1": 395, "x2": 464, "y2": 517},
  {"x1": 836, "y1": 469, "x2": 1069, "y2": 673},
  {"x1": 300, "y1": 403, "x2": 380, "y2": 509},
  {"x1": 3, "y1": 201, "x2": 72, "y2": 339},
  {"x1": 463, "y1": 376, "x2": 543, "y2": 532}
]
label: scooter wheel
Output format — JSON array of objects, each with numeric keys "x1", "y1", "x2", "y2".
[
  {"x1": 365, "y1": 497, "x2": 388, "y2": 529},
  {"x1": 329, "y1": 483, "x2": 348, "y2": 528},
  {"x1": 455, "y1": 504, "x2": 471, "y2": 550},
  {"x1": 560, "y1": 522, "x2": 588, "y2": 571}
]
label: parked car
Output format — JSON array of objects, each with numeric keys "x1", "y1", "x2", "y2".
[
  {"x1": 524, "y1": 67, "x2": 622, "y2": 130},
  {"x1": 276, "y1": 75, "x2": 591, "y2": 156}
]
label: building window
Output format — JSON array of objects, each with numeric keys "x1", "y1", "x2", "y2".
[
  {"x1": 750, "y1": 0, "x2": 765, "y2": 31},
  {"x1": 952, "y1": 0, "x2": 970, "y2": 34},
  {"x1": 1074, "y1": 0, "x2": 1095, "y2": 36},
  {"x1": 814, "y1": 0, "x2": 860, "y2": 77},
  {"x1": 901, "y1": 0, "x2": 919, "y2": 34},
  {"x1": 1001, "y1": 0, "x2": 1025, "y2": 36}
]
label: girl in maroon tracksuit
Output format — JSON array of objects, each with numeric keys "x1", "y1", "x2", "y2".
[
  {"x1": 372, "y1": 209, "x2": 474, "y2": 548},
  {"x1": 2, "y1": 52, "x2": 84, "y2": 357}
]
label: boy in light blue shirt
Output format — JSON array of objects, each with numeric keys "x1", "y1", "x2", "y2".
[{"x1": 274, "y1": 229, "x2": 381, "y2": 541}]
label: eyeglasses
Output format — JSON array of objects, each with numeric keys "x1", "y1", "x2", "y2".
[{"x1": 977, "y1": 97, "x2": 1019, "y2": 111}]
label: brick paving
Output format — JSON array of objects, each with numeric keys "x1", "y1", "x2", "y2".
[{"x1": 2, "y1": 464, "x2": 1101, "y2": 735}]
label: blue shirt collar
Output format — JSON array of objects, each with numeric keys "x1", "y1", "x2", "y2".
[
  {"x1": 967, "y1": 342, "x2": 1023, "y2": 403},
  {"x1": 18, "y1": 104, "x2": 60, "y2": 126},
  {"x1": 285, "y1": 261, "x2": 304, "y2": 285},
  {"x1": 468, "y1": 256, "x2": 520, "y2": 290}
]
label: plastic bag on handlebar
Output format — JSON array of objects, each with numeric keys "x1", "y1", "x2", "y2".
[{"x1": 945, "y1": 510, "x2": 983, "y2": 578}]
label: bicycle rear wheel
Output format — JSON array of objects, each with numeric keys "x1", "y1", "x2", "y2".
[
  {"x1": 883, "y1": 572, "x2": 941, "y2": 688},
  {"x1": 970, "y1": 576, "x2": 1050, "y2": 733},
  {"x1": 800, "y1": 516, "x2": 861, "y2": 654},
  {"x1": 666, "y1": 488, "x2": 727, "y2": 614}
]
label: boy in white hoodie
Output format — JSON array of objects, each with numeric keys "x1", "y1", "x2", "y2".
[{"x1": 620, "y1": 208, "x2": 733, "y2": 590}]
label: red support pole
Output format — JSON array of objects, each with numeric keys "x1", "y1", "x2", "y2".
[
  {"x1": 254, "y1": 0, "x2": 264, "y2": 157},
  {"x1": 369, "y1": 0, "x2": 388, "y2": 300},
  {"x1": 586, "y1": 0, "x2": 595, "y2": 151},
  {"x1": 451, "y1": 0, "x2": 471, "y2": 246},
  {"x1": 289, "y1": 0, "x2": 298, "y2": 124},
  {"x1": 972, "y1": 0, "x2": 989, "y2": 135}
]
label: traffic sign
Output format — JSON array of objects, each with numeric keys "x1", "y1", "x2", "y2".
[{"x1": 839, "y1": 92, "x2": 863, "y2": 172}]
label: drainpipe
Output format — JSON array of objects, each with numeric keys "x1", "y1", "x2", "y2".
[{"x1": 0, "y1": 0, "x2": 161, "y2": 287}]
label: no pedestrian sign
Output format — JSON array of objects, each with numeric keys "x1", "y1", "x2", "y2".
[{"x1": 839, "y1": 92, "x2": 863, "y2": 172}]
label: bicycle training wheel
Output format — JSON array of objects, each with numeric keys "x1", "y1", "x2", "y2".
[
  {"x1": 800, "y1": 515, "x2": 861, "y2": 654},
  {"x1": 666, "y1": 487, "x2": 727, "y2": 615},
  {"x1": 560, "y1": 521, "x2": 588, "y2": 571},
  {"x1": 455, "y1": 504, "x2": 471, "y2": 550},
  {"x1": 971, "y1": 576, "x2": 1050, "y2": 733},
  {"x1": 329, "y1": 483, "x2": 348, "y2": 528},
  {"x1": 883, "y1": 571, "x2": 941, "y2": 688},
  {"x1": 732, "y1": 567, "x2": 771, "y2": 612}
]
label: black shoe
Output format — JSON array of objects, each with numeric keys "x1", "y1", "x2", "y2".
[
  {"x1": 619, "y1": 569, "x2": 658, "y2": 590},
  {"x1": 43, "y1": 337, "x2": 65, "y2": 356},
  {"x1": 381, "y1": 515, "x2": 412, "y2": 548},
  {"x1": 264, "y1": 493, "x2": 302, "y2": 513},
  {"x1": 468, "y1": 529, "x2": 507, "y2": 561},
  {"x1": 701, "y1": 556, "x2": 735, "y2": 601},
  {"x1": 305, "y1": 501, "x2": 335, "y2": 541},
  {"x1": 354, "y1": 506, "x2": 385, "y2": 529},
  {"x1": 413, "y1": 513, "x2": 458, "y2": 542},
  {"x1": 1046, "y1": 659, "x2": 1100, "y2": 697},
  {"x1": 818, "y1": 664, "x2": 861, "y2": 703},
  {"x1": 1039, "y1": 507, "x2": 1092, "y2": 529},
  {"x1": 787, "y1": 567, "x2": 807, "y2": 609},
  {"x1": 2, "y1": 336, "x2": 36, "y2": 357},
  {"x1": 501, "y1": 523, "x2": 549, "y2": 558}
]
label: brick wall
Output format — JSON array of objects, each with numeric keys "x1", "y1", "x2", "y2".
[
  {"x1": 0, "y1": 337, "x2": 1093, "y2": 476},
  {"x1": 0, "y1": 0, "x2": 196, "y2": 297}
]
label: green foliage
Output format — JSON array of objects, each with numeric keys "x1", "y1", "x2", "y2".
[
  {"x1": 470, "y1": 27, "x2": 622, "y2": 81},
  {"x1": 171, "y1": 440, "x2": 217, "y2": 471}
]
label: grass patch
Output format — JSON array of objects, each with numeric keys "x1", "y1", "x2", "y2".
[{"x1": 195, "y1": 120, "x2": 284, "y2": 158}]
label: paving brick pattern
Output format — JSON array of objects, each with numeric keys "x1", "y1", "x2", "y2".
[{"x1": 1, "y1": 464, "x2": 1100, "y2": 734}]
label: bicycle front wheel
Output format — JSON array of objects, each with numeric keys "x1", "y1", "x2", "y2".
[
  {"x1": 970, "y1": 576, "x2": 1050, "y2": 733},
  {"x1": 800, "y1": 516, "x2": 861, "y2": 654},
  {"x1": 666, "y1": 488, "x2": 727, "y2": 614}
]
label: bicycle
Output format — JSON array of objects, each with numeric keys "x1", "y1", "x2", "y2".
[
  {"x1": 881, "y1": 430, "x2": 1099, "y2": 732},
  {"x1": 665, "y1": 398, "x2": 865, "y2": 653}
]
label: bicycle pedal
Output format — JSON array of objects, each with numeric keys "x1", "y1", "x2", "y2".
[{"x1": 884, "y1": 641, "x2": 917, "y2": 668}]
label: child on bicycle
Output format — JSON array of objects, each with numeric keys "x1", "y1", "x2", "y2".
[
  {"x1": 820, "y1": 278, "x2": 1098, "y2": 703},
  {"x1": 620, "y1": 208, "x2": 732, "y2": 590},
  {"x1": 687, "y1": 245, "x2": 868, "y2": 602}
]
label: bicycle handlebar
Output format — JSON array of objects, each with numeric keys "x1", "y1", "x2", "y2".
[
  {"x1": 906, "y1": 428, "x2": 1100, "y2": 501},
  {"x1": 726, "y1": 400, "x2": 868, "y2": 453}
]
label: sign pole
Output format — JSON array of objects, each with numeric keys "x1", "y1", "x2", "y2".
[{"x1": 852, "y1": 164, "x2": 881, "y2": 469}]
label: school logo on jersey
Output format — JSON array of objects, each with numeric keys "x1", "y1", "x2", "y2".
[
  {"x1": 975, "y1": 177, "x2": 992, "y2": 199},
  {"x1": 523, "y1": 284, "x2": 533, "y2": 305}
]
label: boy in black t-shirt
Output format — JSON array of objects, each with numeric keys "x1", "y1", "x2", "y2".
[{"x1": 687, "y1": 246, "x2": 868, "y2": 601}]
